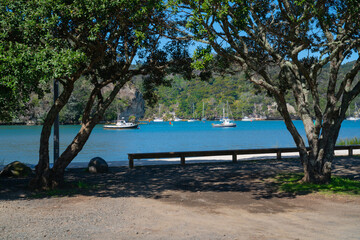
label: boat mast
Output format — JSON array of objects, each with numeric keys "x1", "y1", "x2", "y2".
[
  {"x1": 202, "y1": 102, "x2": 204, "y2": 118},
  {"x1": 223, "y1": 103, "x2": 226, "y2": 119}
]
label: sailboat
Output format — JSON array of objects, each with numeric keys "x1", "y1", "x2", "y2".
[
  {"x1": 201, "y1": 102, "x2": 207, "y2": 121},
  {"x1": 188, "y1": 103, "x2": 198, "y2": 122},
  {"x1": 212, "y1": 102, "x2": 236, "y2": 127},
  {"x1": 153, "y1": 104, "x2": 164, "y2": 122}
]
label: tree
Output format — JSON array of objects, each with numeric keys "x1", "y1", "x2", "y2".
[
  {"x1": 2, "y1": 0, "x2": 191, "y2": 189},
  {"x1": 0, "y1": 0, "x2": 84, "y2": 122},
  {"x1": 176, "y1": 0, "x2": 360, "y2": 183}
]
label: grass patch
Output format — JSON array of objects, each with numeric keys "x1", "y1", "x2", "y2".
[
  {"x1": 337, "y1": 137, "x2": 360, "y2": 146},
  {"x1": 275, "y1": 173, "x2": 360, "y2": 195},
  {"x1": 31, "y1": 181, "x2": 98, "y2": 198}
]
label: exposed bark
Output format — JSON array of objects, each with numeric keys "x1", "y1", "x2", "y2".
[
  {"x1": 50, "y1": 79, "x2": 127, "y2": 186},
  {"x1": 29, "y1": 81, "x2": 75, "y2": 190},
  {"x1": 31, "y1": 72, "x2": 129, "y2": 189}
]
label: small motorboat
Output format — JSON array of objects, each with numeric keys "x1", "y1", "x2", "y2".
[
  {"x1": 346, "y1": 116, "x2": 360, "y2": 121},
  {"x1": 153, "y1": 117, "x2": 164, "y2": 122},
  {"x1": 241, "y1": 116, "x2": 254, "y2": 121},
  {"x1": 212, "y1": 118, "x2": 236, "y2": 128},
  {"x1": 103, "y1": 119, "x2": 139, "y2": 129},
  {"x1": 187, "y1": 119, "x2": 198, "y2": 122}
]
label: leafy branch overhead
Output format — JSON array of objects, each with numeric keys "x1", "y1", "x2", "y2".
[
  {"x1": 0, "y1": 0, "x2": 195, "y2": 190},
  {"x1": 172, "y1": 0, "x2": 360, "y2": 184}
]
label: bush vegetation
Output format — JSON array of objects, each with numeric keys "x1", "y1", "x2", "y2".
[
  {"x1": 275, "y1": 173, "x2": 360, "y2": 195},
  {"x1": 337, "y1": 137, "x2": 360, "y2": 146}
]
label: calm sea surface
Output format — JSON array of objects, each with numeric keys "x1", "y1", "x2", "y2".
[{"x1": 1, "y1": 120, "x2": 360, "y2": 166}]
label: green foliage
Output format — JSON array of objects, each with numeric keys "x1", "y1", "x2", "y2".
[
  {"x1": 337, "y1": 137, "x2": 360, "y2": 146},
  {"x1": 0, "y1": 0, "x2": 86, "y2": 121},
  {"x1": 144, "y1": 73, "x2": 275, "y2": 119},
  {"x1": 128, "y1": 115, "x2": 136, "y2": 122},
  {"x1": 275, "y1": 173, "x2": 360, "y2": 195}
]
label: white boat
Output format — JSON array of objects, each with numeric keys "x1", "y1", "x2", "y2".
[
  {"x1": 212, "y1": 118, "x2": 236, "y2": 127},
  {"x1": 104, "y1": 119, "x2": 139, "y2": 129},
  {"x1": 347, "y1": 103, "x2": 360, "y2": 120},
  {"x1": 346, "y1": 116, "x2": 360, "y2": 121},
  {"x1": 153, "y1": 117, "x2": 164, "y2": 122},
  {"x1": 212, "y1": 102, "x2": 236, "y2": 127},
  {"x1": 153, "y1": 105, "x2": 164, "y2": 122},
  {"x1": 241, "y1": 116, "x2": 254, "y2": 121},
  {"x1": 188, "y1": 103, "x2": 198, "y2": 122},
  {"x1": 174, "y1": 116, "x2": 182, "y2": 121},
  {"x1": 201, "y1": 102, "x2": 207, "y2": 121}
]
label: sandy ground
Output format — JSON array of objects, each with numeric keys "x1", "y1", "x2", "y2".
[{"x1": 1, "y1": 157, "x2": 360, "y2": 240}]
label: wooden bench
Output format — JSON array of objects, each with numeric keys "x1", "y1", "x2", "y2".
[{"x1": 128, "y1": 145, "x2": 360, "y2": 168}]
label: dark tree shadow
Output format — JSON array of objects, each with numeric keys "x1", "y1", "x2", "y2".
[{"x1": 1, "y1": 157, "x2": 359, "y2": 201}]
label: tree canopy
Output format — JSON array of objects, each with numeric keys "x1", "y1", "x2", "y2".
[
  {"x1": 1, "y1": 0, "x2": 193, "y2": 189},
  {"x1": 173, "y1": 0, "x2": 360, "y2": 183},
  {"x1": 0, "y1": 0, "x2": 85, "y2": 121}
]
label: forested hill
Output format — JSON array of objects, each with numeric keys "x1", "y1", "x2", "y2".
[
  {"x1": 142, "y1": 60, "x2": 360, "y2": 121},
  {"x1": 5, "y1": 61, "x2": 360, "y2": 124},
  {"x1": 141, "y1": 73, "x2": 279, "y2": 120}
]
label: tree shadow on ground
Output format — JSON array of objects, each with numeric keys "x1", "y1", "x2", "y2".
[{"x1": 1, "y1": 157, "x2": 359, "y2": 201}]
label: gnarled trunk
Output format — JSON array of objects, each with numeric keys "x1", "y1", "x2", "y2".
[
  {"x1": 29, "y1": 82, "x2": 74, "y2": 190},
  {"x1": 301, "y1": 118, "x2": 342, "y2": 184},
  {"x1": 30, "y1": 78, "x2": 127, "y2": 189},
  {"x1": 301, "y1": 147, "x2": 333, "y2": 184},
  {"x1": 51, "y1": 119, "x2": 100, "y2": 186}
]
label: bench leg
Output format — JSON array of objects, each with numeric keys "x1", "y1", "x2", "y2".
[
  {"x1": 277, "y1": 150, "x2": 281, "y2": 160},
  {"x1": 232, "y1": 153, "x2": 237, "y2": 163},
  {"x1": 349, "y1": 147, "x2": 353, "y2": 156},
  {"x1": 180, "y1": 156, "x2": 185, "y2": 165},
  {"x1": 129, "y1": 157, "x2": 134, "y2": 168}
]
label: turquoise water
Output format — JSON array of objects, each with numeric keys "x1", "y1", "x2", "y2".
[{"x1": 1, "y1": 120, "x2": 360, "y2": 166}]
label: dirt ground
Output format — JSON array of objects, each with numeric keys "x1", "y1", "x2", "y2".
[{"x1": 1, "y1": 157, "x2": 360, "y2": 240}]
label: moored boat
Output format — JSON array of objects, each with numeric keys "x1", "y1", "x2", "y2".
[
  {"x1": 174, "y1": 116, "x2": 182, "y2": 121},
  {"x1": 201, "y1": 101, "x2": 207, "y2": 121},
  {"x1": 103, "y1": 119, "x2": 139, "y2": 129},
  {"x1": 241, "y1": 116, "x2": 254, "y2": 121},
  {"x1": 188, "y1": 103, "x2": 198, "y2": 122},
  {"x1": 187, "y1": 119, "x2": 198, "y2": 122},
  {"x1": 212, "y1": 118, "x2": 236, "y2": 127},
  {"x1": 153, "y1": 117, "x2": 164, "y2": 122},
  {"x1": 153, "y1": 104, "x2": 164, "y2": 122},
  {"x1": 212, "y1": 102, "x2": 236, "y2": 127}
]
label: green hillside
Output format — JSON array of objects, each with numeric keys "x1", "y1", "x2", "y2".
[
  {"x1": 142, "y1": 61, "x2": 360, "y2": 121},
  {"x1": 3, "y1": 61, "x2": 360, "y2": 124}
]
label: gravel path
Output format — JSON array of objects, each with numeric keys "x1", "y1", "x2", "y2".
[{"x1": 1, "y1": 157, "x2": 360, "y2": 239}]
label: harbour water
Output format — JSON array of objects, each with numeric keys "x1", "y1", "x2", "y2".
[{"x1": 1, "y1": 120, "x2": 360, "y2": 167}]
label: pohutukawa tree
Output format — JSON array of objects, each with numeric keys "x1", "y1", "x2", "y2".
[
  {"x1": 2, "y1": 0, "x2": 192, "y2": 189},
  {"x1": 0, "y1": 0, "x2": 83, "y2": 121},
  {"x1": 174, "y1": 0, "x2": 360, "y2": 183}
]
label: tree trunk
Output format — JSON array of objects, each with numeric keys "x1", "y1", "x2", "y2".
[
  {"x1": 29, "y1": 82, "x2": 74, "y2": 190},
  {"x1": 301, "y1": 146, "x2": 333, "y2": 184},
  {"x1": 31, "y1": 79, "x2": 127, "y2": 188},
  {"x1": 301, "y1": 118, "x2": 343, "y2": 184},
  {"x1": 51, "y1": 120, "x2": 99, "y2": 186}
]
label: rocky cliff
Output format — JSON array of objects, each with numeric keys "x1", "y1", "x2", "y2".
[{"x1": 117, "y1": 83, "x2": 145, "y2": 120}]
